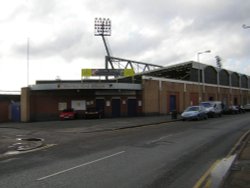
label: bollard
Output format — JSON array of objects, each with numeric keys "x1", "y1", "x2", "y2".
[{"x1": 171, "y1": 110, "x2": 177, "y2": 119}]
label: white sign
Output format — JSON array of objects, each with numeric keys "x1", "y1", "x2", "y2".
[
  {"x1": 138, "y1": 100, "x2": 142, "y2": 107},
  {"x1": 71, "y1": 100, "x2": 86, "y2": 110},
  {"x1": 58, "y1": 102, "x2": 67, "y2": 111},
  {"x1": 106, "y1": 100, "x2": 110, "y2": 107}
]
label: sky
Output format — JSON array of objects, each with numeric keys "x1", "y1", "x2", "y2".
[{"x1": 0, "y1": 0, "x2": 250, "y2": 92}]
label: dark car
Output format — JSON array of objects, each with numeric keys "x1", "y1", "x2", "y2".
[
  {"x1": 84, "y1": 108, "x2": 104, "y2": 119},
  {"x1": 223, "y1": 105, "x2": 239, "y2": 114},
  {"x1": 244, "y1": 104, "x2": 250, "y2": 112},
  {"x1": 238, "y1": 105, "x2": 245, "y2": 113},
  {"x1": 60, "y1": 108, "x2": 76, "y2": 120}
]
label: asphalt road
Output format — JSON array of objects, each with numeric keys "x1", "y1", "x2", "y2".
[{"x1": 0, "y1": 114, "x2": 249, "y2": 188}]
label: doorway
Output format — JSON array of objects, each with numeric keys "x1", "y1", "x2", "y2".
[
  {"x1": 170, "y1": 95, "x2": 176, "y2": 112},
  {"x1": 112, "y1": 99, "x2": 121, "y2": 117},
  {"x1": 127, "y1": 99, "x2": 137, "y2": 117}
]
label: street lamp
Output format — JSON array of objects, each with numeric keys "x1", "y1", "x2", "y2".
[
  {"x1": 197, "y1": 50, "x2": 211, "y2": 63},
  {"x1": 242, "y1": 24, "x2": 250, "y2": 29},
  {"x1": 242, "y1": 24, "x2": 249, "y2": 104},
  {"x1": 197, "y1": 50, "x2": 211, "y2": 102}
]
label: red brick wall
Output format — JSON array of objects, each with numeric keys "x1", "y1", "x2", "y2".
[
  {"x1": 142, "y1": 79, "x2": 160, "y2": 114},
  {"x1": 0, "y1": 101, "x2": 9, "y2": 122},
  {"x1": 28, "y1": 90, "x2": 142, "y2": 121},
  {"x1": 190, "y1": 93, "x2": 199, "y2": 106},
  {"x1": 142, "y1": 78, "x2": 250, "y2": 115}
]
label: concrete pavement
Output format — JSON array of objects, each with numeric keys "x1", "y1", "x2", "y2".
[
  {"x1": 194, "y1": 130, "x2": 250, "y2": 188},
  {"x1": 221, "y1": 130, "x2": 250, "y2": 188}
]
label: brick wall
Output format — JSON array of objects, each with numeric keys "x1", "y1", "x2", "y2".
[
  {"x1": 142, "y1": 77, "x2": 250, "y2": 115},
  {"x1": 0, "y1": 101, "x2": 9, "y2": 122}
]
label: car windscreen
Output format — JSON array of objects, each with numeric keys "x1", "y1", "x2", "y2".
[
  {"x1": 186, "y1": 106, "x2": 199, "y2": 111},
  {"x1": 200, "y1": 103, "x2": 212, "y2": 108}
]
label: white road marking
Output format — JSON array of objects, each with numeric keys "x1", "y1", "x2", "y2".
[
  {"x1": 147, "y1": 132, "x2": 185, "y2": 144},
  {"x1": 37, "y1": 151, "x2": 126, "y2": 181},
  {"x1": 147, "y1": 134, "x2": 173, "y2": 144}
]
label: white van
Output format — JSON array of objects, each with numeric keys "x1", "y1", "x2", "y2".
[{"x1": 200, "y1": 101, "x2": 223, "y2": 117}]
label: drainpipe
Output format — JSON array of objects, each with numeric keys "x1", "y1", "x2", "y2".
[{"x1": 158, "y1": 80, "x2": 162, "y2": 114}]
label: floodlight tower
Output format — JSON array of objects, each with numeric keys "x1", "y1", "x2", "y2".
[{"x1": 94, "y1": 18, "x2": 114, "y2": 72}]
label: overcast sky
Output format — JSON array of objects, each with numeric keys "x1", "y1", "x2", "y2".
[{"x1": 0, "y1": 0, "x2": 250, "y2": 92}]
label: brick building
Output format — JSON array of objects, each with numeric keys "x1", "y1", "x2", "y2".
[
  {"x1": 0, "y1": 94, "x2": 20, "y2": 122},
  {"x1": 21, "y1": 61, "x2": 250, "y2": 122}
]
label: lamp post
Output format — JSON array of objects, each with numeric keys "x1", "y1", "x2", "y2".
[
  {"x1": 197, "y1": 50, "x2": 211, "y2": 102},
  {"x1": 242, "y1": 24, "x2": 249, "y2": 105},
  {"x1": 27, "y1": 38, "x2": 30, "y2": 87},
  {"x1": 242, "y1": 24, "x2": 250, "y2": 29}
]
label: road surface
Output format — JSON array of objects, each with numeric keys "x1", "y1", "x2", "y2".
[{"x1": 0, "y1": 114, "x2": 249, "y2": 188}]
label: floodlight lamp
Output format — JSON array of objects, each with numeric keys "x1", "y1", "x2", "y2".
[{"x1": 94, "y1": 17, "x2": 112, "y2": 36}]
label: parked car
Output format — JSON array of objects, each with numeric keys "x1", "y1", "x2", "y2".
[
  {"x1": 244, "y1": 104, "x2": 250, "y2": 112},
  {"x1": 223, "y1": 105, "x2": 239, "y2": 114},
  {"x1": 181, "y1": 106, "x2": 208, "y2": 121},
  {"x1": 200, "y1": 101, "x2": 223, "y2": 118},
  {"x1": 60, "y1": 108, "x2": 76, "y2": 120},
  {"x1": 84, "y1": 108, "x2": 104, "y2": 119},
  {"x1": 239, "y1": 105, "x2": 246, "y2": 113}
]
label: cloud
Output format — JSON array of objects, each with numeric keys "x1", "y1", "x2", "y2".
[{"x1": 0, "y1": 0, "x2": 250, "y2": 92}]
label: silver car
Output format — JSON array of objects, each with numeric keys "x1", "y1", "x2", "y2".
[
  {"x1": 200, "y1": 101, "x2": 223, "y2": 118},
  {"x1": 181, "y1": 106, "x2": 208, "y2": 121}
]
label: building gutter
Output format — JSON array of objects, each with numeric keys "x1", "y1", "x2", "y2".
[{"x1": 30, "y1": 82, "x2": 142, "y2": 91}]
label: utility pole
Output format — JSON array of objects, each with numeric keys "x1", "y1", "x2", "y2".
[
  {"x1": 27, "y1": 38, "x2": 30, "y2": 86},
  {"x1": 197, "y1": 50, "x2": 211, "y2": 102}
]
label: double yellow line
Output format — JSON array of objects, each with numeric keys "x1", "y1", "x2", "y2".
[
  {"x1": 193, "y1": 130, "x2": 250, "y2": 188},
  {"x1": 193, "y1": 160, "x2": 220, "y2": 188}
]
